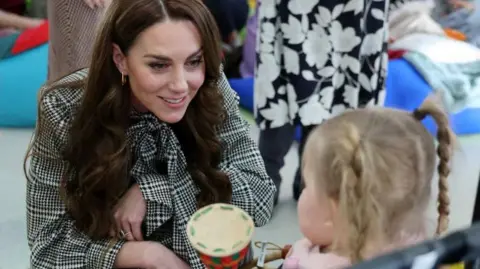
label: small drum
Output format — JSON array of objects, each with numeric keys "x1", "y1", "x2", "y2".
[{"x1": 187, "y1": 203, "x2": 255, "y2": 269}]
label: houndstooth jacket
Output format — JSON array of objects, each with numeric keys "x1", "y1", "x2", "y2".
[{"x1": 26, "y1": 69, "x2": 276, "y2": 269}]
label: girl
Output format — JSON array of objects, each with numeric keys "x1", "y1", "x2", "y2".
[{"x1": 284, "y1": 99, "x2": 453, "y2": 268}]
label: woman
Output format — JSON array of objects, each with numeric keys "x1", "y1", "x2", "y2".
[
  {"x1": 25, "y1": 1, "x2": 276, "y2": 268},
  {"x1": 255, "y1": 0, "x2": 410, "y2": 203},
  {"x1": 47, "y1": 0, "x2": 110, "y2": 81}
]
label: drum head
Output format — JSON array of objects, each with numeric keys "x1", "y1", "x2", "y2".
[{"x1": 187, "y1": 203, "x2": 255, "y2": 257}]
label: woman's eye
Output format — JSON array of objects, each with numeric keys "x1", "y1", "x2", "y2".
[
  {"x1": 187, "y1": 58, "x2": 203, "y2": 68},
  {"x1": 149, "y1": 62, "x2": 169, "y2": 70}
]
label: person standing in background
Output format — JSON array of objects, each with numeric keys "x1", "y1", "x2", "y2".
[
  {"x1": 239, "y1": 2, "x2": 259, "y2": 78},
  {"x1": 47, "y1": 0, "x2": 110, "y2": 81},
  {"x1": 203, "y1": 0, "x2": 250, "y2": 47},
  {"x1": 256, "y1": 0, "x2": 412, "y2": 205}
]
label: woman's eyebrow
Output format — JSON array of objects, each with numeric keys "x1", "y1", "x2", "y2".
[{"x1": 143, "y1": 48, "x2": 203, "y2": 61}]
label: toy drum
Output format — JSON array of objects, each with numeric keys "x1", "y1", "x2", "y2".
[{"x1": 187, "y1": 203, "x2": 255, "y2": 269}]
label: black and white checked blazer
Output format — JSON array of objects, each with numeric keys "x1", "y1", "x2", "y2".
[{"x1": 27, "y1": 69, "x2": 276, "y2": 269}]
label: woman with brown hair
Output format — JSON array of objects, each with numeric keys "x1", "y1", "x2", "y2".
[{"x1": 25, "y1": 1, "x2": 276, "y2": 268}]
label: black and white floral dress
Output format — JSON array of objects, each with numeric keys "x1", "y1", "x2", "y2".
[{"x1": 255, "y1": 0, "x2": 410, "y2": 129}]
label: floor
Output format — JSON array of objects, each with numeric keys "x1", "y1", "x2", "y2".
[{"x1": 1, "y1": 124, "x2": 480, "y2": 269}]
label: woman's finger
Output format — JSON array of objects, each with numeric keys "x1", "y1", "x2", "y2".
[
  {"x1": 121, "y1": 221, "x2": 135, "y2": 241},
  {"x1": 131, "y1": 220, "x2": 144, "y2": 241},
  {"x1": 114, "y1": 213, "x2": 125, "y2": 240}
]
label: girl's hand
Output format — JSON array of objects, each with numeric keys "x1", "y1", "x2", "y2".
[
  {"x1": 283, "y1": 238, "x2": 314, "y2": 269},
  {"x1": 82, "y1": 0, "x2": 111, "y2": 9},
  {"x1": 111, "y1": 184, "x2": 146, "y2": 241}
]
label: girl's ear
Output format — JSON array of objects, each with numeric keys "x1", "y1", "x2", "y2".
[
  {"x1": 112, "y1": 43, "x2": 128, "y2": 75},
  {"x1": 329, "y1": 198, "x2": 338, "y2": 221}
]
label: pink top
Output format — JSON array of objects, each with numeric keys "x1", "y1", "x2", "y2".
[
  {"x1": 283, "y1": 239, "x2": 349, "y2": 269},
  {"x1": 284, "y1": 234, "x2": 425, "y2": 269}
]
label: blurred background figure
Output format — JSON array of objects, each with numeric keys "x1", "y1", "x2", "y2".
[
  {"x1": 255, "y1": 0, "x2": 396, "y2": 205},
  {"x1": 47, "y1": 0, "x2": 111, "y2": 81}
]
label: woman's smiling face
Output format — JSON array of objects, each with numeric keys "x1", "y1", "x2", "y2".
[{"x1": 113, "y1": 19, "x2": 205, "y2": 123}]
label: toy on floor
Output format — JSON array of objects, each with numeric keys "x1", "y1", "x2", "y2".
[{"x1": 187, "y1": 203, "x2": 291, "y2": 269}]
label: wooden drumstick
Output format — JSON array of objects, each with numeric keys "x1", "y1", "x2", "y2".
[{"x1": 240, "y1": 245, "x2": 292, "y2": 269}]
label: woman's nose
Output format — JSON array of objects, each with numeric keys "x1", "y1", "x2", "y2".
[{"x1": 169, "y1": 68, "x2": 188, "y2": 92}]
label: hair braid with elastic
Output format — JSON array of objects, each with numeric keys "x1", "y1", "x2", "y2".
[
  {"x1": 336, "y1": 123, "x2": 382, "y2": 262},
  {"x1": 413, "y1": 101, "x2": 452, "y2": 235}
]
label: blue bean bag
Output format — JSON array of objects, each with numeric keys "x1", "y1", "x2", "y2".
[
  {"x1": 229, "y1": 77, "x2": 255, "y2": 113},
  {"x1": 229, "y1": 59, "x2": 480, "y2": 139},
  {"x1": 386, "y1": 58, "x2": 480, "y2": 135},
  {"x1": 0, "y1": 43, "x2": 48, "y2": 127}
]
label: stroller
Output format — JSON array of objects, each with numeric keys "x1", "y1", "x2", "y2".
[{"x1": 346, "y1": 222, "x2": 480, "y2": 269}]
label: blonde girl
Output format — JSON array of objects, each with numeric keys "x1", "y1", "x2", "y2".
[{"x1": 284, "y1": 99, "x2": 453, "y2": 268}]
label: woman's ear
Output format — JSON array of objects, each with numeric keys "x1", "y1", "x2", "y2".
[{"x1": 112, "y1": 43, "x2": 128, "y2": 75}]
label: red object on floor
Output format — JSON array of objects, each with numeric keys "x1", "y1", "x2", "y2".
[
  {"x1": 11, "y1": 20, "x2": 49, "y2": 55},
  {"x1": 388, "y1": 49, "x2": 406, "y2": 59}
]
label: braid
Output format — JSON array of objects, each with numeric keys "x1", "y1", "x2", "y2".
[
  {"x1": 337, "y1": 123, "x2": 381, "y2": 262},
  {"x1": 413, "y1": 101, "x2": 452, "y2": 235}
]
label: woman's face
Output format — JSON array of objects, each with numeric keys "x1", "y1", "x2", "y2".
[{"x1": 113, "y1": 20, "x2": 205, "y2": 123}]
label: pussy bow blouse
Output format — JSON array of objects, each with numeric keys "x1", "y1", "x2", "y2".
[{"x1": 27, "y1": 69, "x2": 276, "y2": 269}]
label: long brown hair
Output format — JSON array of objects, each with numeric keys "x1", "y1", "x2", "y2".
[
  {"x1": 303, "y1": 99, "x2": 453, "y2": 263},
  {"x1": 25, "y1": 0, "x2": 229, "y2": 239}
]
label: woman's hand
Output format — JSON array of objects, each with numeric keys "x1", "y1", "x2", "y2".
[
  {"x1": 111, "y1": 184, "x2": 146, "y2": 241},
  {"x1": 82, "y1": 0, "x2": 111, "y2": 9},
  {"x1": 114, "y1": 241, "x2": 190, "y2": 269},
  {"x1": 142, "y1": 242, "x2": 191, "y2": 269}
]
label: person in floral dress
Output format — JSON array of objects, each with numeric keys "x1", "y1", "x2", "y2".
[{"x1": 255, "y1": 0, "x2": 411, "y2": 204}]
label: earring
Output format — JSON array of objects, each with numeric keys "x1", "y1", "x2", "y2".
[{"x1": 121, "y1": 73, "x2": 126, "y2": 86}]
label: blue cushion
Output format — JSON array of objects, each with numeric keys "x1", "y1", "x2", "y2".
[
  {"x1": 0, "y1": 44, "x2": 48, "y2": 127},
  {"x1": 386, "y1": 59, "x2": 480, "y2": 135},
  {"x1": 229, "y1": 77, "x2": 254, "y2": 112}
]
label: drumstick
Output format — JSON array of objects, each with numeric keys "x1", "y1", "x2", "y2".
[{"x1": 239, "y1": 245, "x2": 292, "y2": 269}]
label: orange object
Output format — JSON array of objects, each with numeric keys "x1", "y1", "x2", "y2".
[{"x1": 444, "y1": 28, "x2": 467, "y2": 41}]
